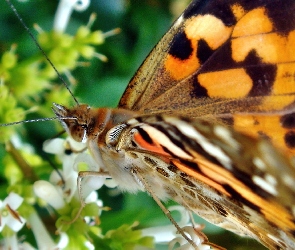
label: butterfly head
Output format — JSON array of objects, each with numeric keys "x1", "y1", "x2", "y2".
[{"x1": 52, "y1": 103, "x2": 92, "y2": 143}]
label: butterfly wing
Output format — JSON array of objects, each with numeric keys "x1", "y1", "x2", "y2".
[
  {"x1": 118, "y1": 0, "x2": 295, "y2": 156},
  {"x1": 122, "y1": 115, "x2": 295, "y2": 249}
]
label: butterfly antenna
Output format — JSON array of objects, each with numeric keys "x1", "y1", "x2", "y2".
[
  {"x1": 5, "y1": 0, "x2": 79, "y2": 106},
  {"x1": 0, "y1": 117, "x2": 75, "y2": 127}
]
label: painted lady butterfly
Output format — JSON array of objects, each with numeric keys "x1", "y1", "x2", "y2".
[
  {"x1": 4, "y1": 0, "x2": 295, "y2": 249},
  {"x1": 54, "y1": 0, "x2": 295, "y2": 249}
]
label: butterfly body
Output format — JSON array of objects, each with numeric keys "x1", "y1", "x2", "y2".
[
  {"x1": 52, "y1": 0, "x2": 295, "y2": 249},
  {"x1": 53, "y1": 103, "x2": 295, "y2": 249}
]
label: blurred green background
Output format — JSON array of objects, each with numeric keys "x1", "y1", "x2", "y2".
[{"x1": 0, "y1": 0, "x2": 266, "y2": 249}]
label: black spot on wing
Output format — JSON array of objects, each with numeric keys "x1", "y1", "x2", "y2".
[
  {"x1": 169, "y1": 31, "x2": 193, "y2": 60},
  {"x1": 284, "y1": 131, "x2": 295, "y2": 148},
  {"x1": 220, "y1": 116, "x2": 234, "y2": 126},
  {"x1": 197, "y1": 39, "x2": 233, "y2": 73},
  {"x1": 212, "y1": 202, "x2": 228, "y2": 217},
  {"x1": 136, "y1": 117, "x2": 144, "y2": 123},
  {"x1": 244, "y1": 50, "x2": 276, "y2": 97},
  {"x1": 253, "y1": 118, "x2": 260, "y2": 125},
  {"x1": 136, "y1": 127, "x2": 153, "y2": 144},
  {"x1": 190, "y1": 77, "x2": 209, "y2": 98},
  {"x1": 281, "y1": 112, "x2": 295, "y2": 129},
  {"x1": 168, "y1": 163, "x2": 179, "y2": 173},
  {"x1": 152, "y1": 123, "x2": 193, "y2": 157},
  {"x1": 180, "y1": 175, "x2": 196, "y2": 188},
  {"x1": 179, "y1": 159, "x2": 201, "y2": 172},
  {"x1": 129, "y1": 152, "x2": 138, "y2": 159},
  {"x1": 143, "y1": 156, "x2": 157, "y2": 167},
  {"x1": 265, "y1": 0, "x2": 295, "y2": 34},
  {"x1": 156, "y1": 167, "x2": 169, "y2": 177},
  {"x1": 162, "y1": 146, "x2": 174, "y2": 156},
  {"x1": 197, "y1": 39, "x2": 215, "y2": 65},
  {"x1": 197, "y1": 44, "x2": 276, "y2": 97},
  {"x1": 223, "y1": 184, "x2": 262, "y2": 213},
  {"x1": 192, "y1": 42, "x2": 276, "y2": 99},
  {"x1": 183, "y1": 0, "x2": 237, "y2": 27},
  {"x1": 180, "y1": 172, "x2": 188, "y2": 178}
]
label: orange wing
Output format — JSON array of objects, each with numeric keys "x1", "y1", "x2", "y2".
[{"x1": 118, "y1": 0, "x2": 295, "y2": 157}]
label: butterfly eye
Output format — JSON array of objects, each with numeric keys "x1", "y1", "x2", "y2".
[{"x1": 81, "y1": 124, "x2": 87, "y2": 129}]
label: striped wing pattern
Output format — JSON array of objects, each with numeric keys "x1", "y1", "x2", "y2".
[{"x1": 120, "y1": 115, "x2": 295, "y2": 249}]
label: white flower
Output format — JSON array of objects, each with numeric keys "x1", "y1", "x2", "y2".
[
  {"x1": 33, "y1": 180, "x2": 66, "y2": 210},
  {"x1": 43, "y1": 137, "x2": 108, "y2": 202},
  {"x1": 141, "y1": 206, "x2": 190, "y2": 243},
  {"x1": 18, "y1": 242, "x2": 36, "y2": 250},
  {"x1": 27, "y1": 212, "x2": 56, "y2": 249},
  {"x1": 41, "y1": 137, "x2": 105, "y2": 226},
  {"x1": 169, "y1": 226, "x2": 211, "y2": 250},
  {"x1": 141, "y1": 206, "x2": 211, "y2": 250},
  {"x1": 43, "y1": 137, "x2": 86, "y2": 200},
  {"x1": 0, "y1": 192, "x2": 26, "y2": 232},
  {"x1": 4, "y1": 234, "x2": 18, "y2": 250},
  {"x1": 27, "y1": 211, "x2": 69, "y2": 249},
  {"x1": 4, "y1": 232, "x2": 36, "y2": 250},
  {"x1": 53, "y1": 0, "x2": 90, "y2": 32}
]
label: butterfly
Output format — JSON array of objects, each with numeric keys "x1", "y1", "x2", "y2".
[
  {"x1": 4, "y1": 0, "x2": 295, "y2": 249},
  {"x1": 50, "y1": 0, "x2": 295, "y2": 249}
]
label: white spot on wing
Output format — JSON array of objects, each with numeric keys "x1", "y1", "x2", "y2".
[
  {"x1": 252, "y1": 175, "x2": 277, "y2": 196},
  {"x1": 265, "y1": 174, "x2": 277, "y2": 186},
  {"x1": 166, "y1": 118, "x2": 232, "y2": 169},
  {"x1": 282, "y1": 174, "x2": 295, "y2": 190},
  {"x1": 214, "y1": 125, "x2": 239, "y2": 148},
  {"x1": 253, "y1": 157, "x2": 266, "y2": 170}
]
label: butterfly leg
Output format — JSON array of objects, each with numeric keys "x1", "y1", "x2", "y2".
[
  {"x1": 131, "y1": 167, "x2": 202, "y2": 249},
  {"x1": 65, "y1": 170, "x2": 112, "y2": 224}
]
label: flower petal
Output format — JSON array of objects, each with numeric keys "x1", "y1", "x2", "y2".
[
  {"x1": 67, "y1": 137, "x2": 86, "y2": 151},
  {"x1": 56, "y1": 232, "x2": 69, "y2": 249},
  {"x1": 73, "y1": 0, "x2": 90, "y2": 11},
  {"x1": 4, "y1": 192, "x2": 24, "y2": 210},
  {"x1": 28, "y1": 212, "x2": 56, "y2": 249},
  {"x1": 5, "y1": 214, "x2": 26, "y2": 232},
  {"x1": 34, "y1": 180, "x2": 65, "y2": 209},
  {"x1": 43, "y1": 138, "x2": 65, "y2": 154},
  {"x1": 74, "y1": 152, "x2": 98, "y2": 172},
  {"x1": 5, "y1": 234, "x2": 18, "y2": 250}
]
